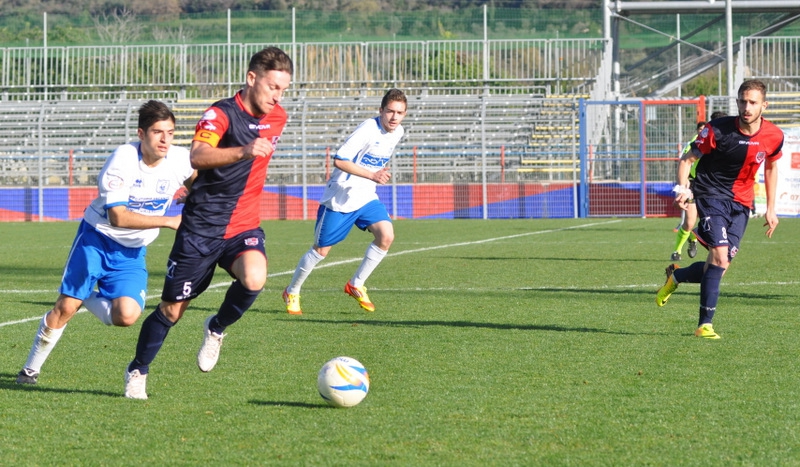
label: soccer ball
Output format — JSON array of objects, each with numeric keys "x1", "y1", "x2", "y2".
[{"x1": 317, "y1": 356, "x2": 370, "y2": 408}]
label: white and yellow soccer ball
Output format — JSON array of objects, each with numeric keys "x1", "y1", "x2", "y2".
[{"x1": 317, "y1": 356, "x2": 370, "y2": 408}]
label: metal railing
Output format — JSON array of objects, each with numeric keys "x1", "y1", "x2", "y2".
[
  {"x1": 739, "y1": 36, "x2": 800, "y2": 93},
  {"x1": 0, "y1": 39, "x2": 607, "y2": 99}
]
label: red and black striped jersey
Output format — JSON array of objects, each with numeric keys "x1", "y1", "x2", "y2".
[
  {"x1": 181, "y1": 92, "x2": 287, "y2": 239},
  {"x1": 691, "y1": 116, "x2": 783, "y2": 209}
]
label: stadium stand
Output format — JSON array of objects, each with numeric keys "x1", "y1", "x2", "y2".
[
  {"x1": 166, "y1": 90, "x2": 581, "y2": 185},
  {"x1": 0, "y1": 100, "x2": 144, "y2": 186},
  {"x1": 13, "y1": 88, "x2": 800, "y2": 189},
  {"x1": 763, "y1": 92, "x2": 800, "y2": 128}
]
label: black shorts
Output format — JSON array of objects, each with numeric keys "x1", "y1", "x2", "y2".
[
  {"x1": 694, "y1": 198, "x2": 749, "y2": 260},
  {"x1": 161, "y1": 227, "x2": 266, "y2": 302}
]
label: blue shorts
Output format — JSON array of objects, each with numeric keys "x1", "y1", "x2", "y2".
[
  {"x1": 314, "y1": 200, "x2": 391, "y2": 248},
  {"x1": 694, "y1": 198, "x2": 750, "y2": 260},
  {"x1": 160, "y1": 227, "x2": 266, "y2": 302},
  {"x1": 60, "y1": 221, "x2": 148, "y2": 309}
]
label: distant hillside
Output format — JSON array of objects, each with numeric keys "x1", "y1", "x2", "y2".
[
  {"x1": 0, "y1": 5, "x2": 603, "y2": 46},
  {"x1": 2, "y1": 0, "x2": 595, "y2": 16}
]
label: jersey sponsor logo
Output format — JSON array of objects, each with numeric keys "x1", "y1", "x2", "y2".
[
  {"x1": 133, "y1": 178, "x2": 143, "y2": 188},
  {"x1": 361, "y1": 154, "x2": 390, "y2": 168},
  {"x1": 738, "y1": 140, "x2": 760, "y2": 145},
  {"x1": 201, "y1": 109, "x2": 218, "y2": 121},
  {"x1": 249, "y1": 123, "x2": 272, "y2": 130},
  {"x1": 106, "y1": 174, "x2": 124, "y2": 190},
  {"x1": 244, "y1": 236, "x2": 259, "y2": 246},
  {"x1": 129, "y1": 198, "x2": 169, "y2": 212},
  {"x1": 200, "y1": 121, "x2": 217, "y2": 131},
  {"x1": 199, "y1": 109, "x2": 219, "y2": 131}
]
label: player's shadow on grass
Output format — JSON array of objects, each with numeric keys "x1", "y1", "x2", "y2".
[
  {"x1": 524, "y1": 287, "x2": 657, "y2": 296},
  {"x1": 720, "y1": 290, "x2": 792, "y2": 301},
  {"x1": 248, "y1": 400, "x2": 327, "y2": 409},
  {"x1": 18, "y1": 299, "x2": 59, "y2": 308},
  {"x1": 287, "y1": 319, "x2": 655, "y2": 336},
  {"x1": 530, "y1": 287, "x2": 788, "y2": 301},
  {"x1": 457, "y1": 256, "x2": 655, "y2": 263},
  {"x1": 0, "y1": 372, "x2": 119, "y2": 397},
  {"x1": 2, "y1": 266, "x2": 63, "y2": 277}
]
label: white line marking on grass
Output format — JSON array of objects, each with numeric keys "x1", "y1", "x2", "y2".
[
  {"x1": 0, "y1": 219, "x2": 621, "y2": 328},
  {"x1": 269, "y1": 219, "x2": 626, "y2": 275}
]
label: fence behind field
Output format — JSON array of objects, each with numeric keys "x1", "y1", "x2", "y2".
[
  {"x1": 0, "y1": 39, "x2": 606, "y2": 99},
  {"x1": 3, "y1": 30, "x2": 800, "y2": 220}
]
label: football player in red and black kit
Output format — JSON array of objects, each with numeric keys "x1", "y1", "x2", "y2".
[
  {"x1": 124, "y1": 47, "x2": 293, "y2": 399},
  {"x1": 656, "y1": 79, "x2": 783, "y2": 339}
]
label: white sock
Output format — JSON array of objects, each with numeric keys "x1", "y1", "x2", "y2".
[
  {"x1": 22, "y1": 313, "x2": 66, "y2": 373},
  {"x1": 351, "y1": 243, "x2": 387, "y2": 288},
  {"x1": 83, "y1": 291, "x2": 114, "y2": 326},
  {"x1": 287, "y1": 248, "x2": 326, "y2": 295}
]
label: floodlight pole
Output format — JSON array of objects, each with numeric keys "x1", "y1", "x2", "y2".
[
  {"x1": 482, "y1": 4, "x2": 489, "y2": 219},
  {"x1": 725, "y1": 0, "x2": 735, "y2": 112},
  {"x1": 43, "y1": 12, "x2": 47, "y2": 101},
  {"x1": 292, "y1": 8, "x2": 297, "y2": 73},
  {"x1": 227, "y1": 9, "x2": 232, "y2": 96}
]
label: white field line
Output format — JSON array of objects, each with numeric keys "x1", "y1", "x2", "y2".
[
  {"x1": 5, "y1": 219, "x2": 798, "y2": 326},
  {"x1": 2, "y1": 219, "x2": 620, "y2": 328}
]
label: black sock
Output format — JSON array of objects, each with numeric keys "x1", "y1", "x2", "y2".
[
  {"x1": 212, "y1": 280, "x2": 261, "y2": 332},
  {"x1": 128, "y1": 306, "x2": 175, "y2": 375},
  {"x1": 698, "y1": 264, "x2": 725, "y2": 325},
  {"x1": 673, "y1": 261, "x2": 705, "y2": 284}
]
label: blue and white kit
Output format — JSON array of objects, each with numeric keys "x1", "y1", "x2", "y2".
[
  {"x1": 319, "y1": 116, "x2": 405, "y2": 213},
  {"x1": 84, "y1": 142, "x2": 194, "y2": 248},
  {"x1": 61, "y1": 142, "x2": 193, "y2": 304}
]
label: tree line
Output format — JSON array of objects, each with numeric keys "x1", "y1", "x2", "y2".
[{"x1": 0, "y1": 0, "x2": 595, "y2": 17}]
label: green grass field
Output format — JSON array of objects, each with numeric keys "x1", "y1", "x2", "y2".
[{"x1": 2, "y1": 218, "x2": 799, "y2": 465}]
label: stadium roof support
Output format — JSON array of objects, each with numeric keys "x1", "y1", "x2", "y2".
[
  {"x1": 613, "y1": 1, "x2": 800, "y2": 15},
  {"x1": 604, "y1": 0, "x2": 800, "y2": 98},
  {"x1": 651, "y1": 12, "x2": 800, "y2": 97}
]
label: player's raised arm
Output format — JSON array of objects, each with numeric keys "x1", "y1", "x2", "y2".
[{"x1": 189, "y1": 139, "x2": 274, "y2": 170}]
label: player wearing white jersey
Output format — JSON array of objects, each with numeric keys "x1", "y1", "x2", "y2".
[
  {"x1": 16, "y1": 100, "x2": 196, "y2": 385},
  {"x1": 283, "y1": 88, "x2": 407, "y2": 315}
]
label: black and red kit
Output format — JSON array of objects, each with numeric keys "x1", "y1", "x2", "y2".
[
  {"x1": 691, "y1": 116, "x2": 783, "y2": 209},
  {"x1": 182, "y1": 92, "x2": 288, "y2": 239}
]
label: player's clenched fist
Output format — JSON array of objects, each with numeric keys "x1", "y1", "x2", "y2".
[
  {"x1": 244, "y1": 137, "x2": 275, "y2": 159},
  {"x1": 371, "y1": 167, "x2": 391, "y2": 185}
]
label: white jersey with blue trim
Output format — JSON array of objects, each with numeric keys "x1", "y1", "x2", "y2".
[
  {"x1": 84, "y1": 142, "x2": 193, "y2": 248},
  {"x1": 319, "y1": 116, "x2": 405, "y2": 213}
]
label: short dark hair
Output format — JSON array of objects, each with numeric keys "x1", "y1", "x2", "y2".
[
  {"x1": 248, "y1": 47, "x2": 293, "y2": 76},
  {"x1": 738, "y1": 79, "x2": 767, "y2": 100},
  {"x1": 380, "y1": 88, "x2": 407, "y2": 110},
  {"x1": 138, "y1": 100, "x2": 175, "y2": 131},
  {"x1": 709, "y1": 111, "x2": 727, "y2": 120},
  {"x1": 695, "y1": 121, "x2": 706, "y2": 131}
]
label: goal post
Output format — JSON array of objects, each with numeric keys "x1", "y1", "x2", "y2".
[{"x1": 579, "y1": 97, "x2": 706, "y2": 217}]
